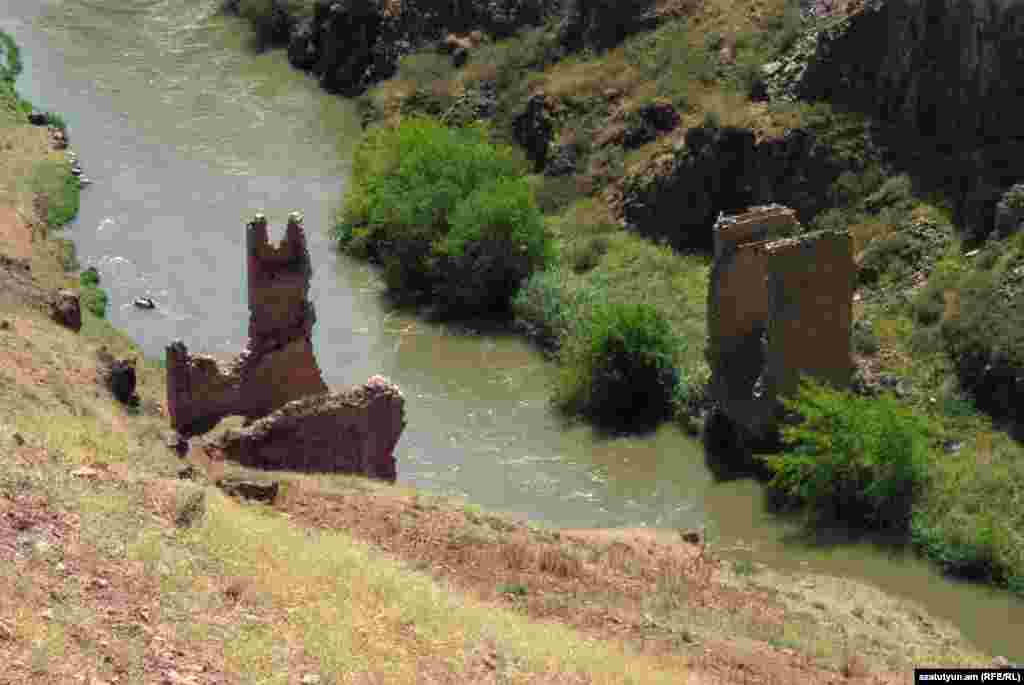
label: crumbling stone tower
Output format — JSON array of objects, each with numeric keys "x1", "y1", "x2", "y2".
[
  {"x1": 166, "y1": 212, "x2": 328, "y2": 436},
  {"x1": 165, "y1": 212, "x2": 407, "y2": 482},
  {"x1": 706, "y1": 206, "x2": 855, "y2": 446}
]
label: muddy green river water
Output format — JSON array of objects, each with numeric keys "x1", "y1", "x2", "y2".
[{"x1": 2, "y1": 0, "x2": 1021, "y2": 660}]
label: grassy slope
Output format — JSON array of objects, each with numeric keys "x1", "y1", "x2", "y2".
[{"x1": 0, "y1": 26, "x2": 1001, "y2": 684}]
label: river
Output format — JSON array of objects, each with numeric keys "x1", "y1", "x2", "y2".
[{"x1": 2, "y1": 0, "x2": 1021, "y2": 660}]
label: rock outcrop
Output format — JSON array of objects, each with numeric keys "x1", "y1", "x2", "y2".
[
  {"x1": 271, "y1": 0, "x2": 554, "y2": 96},
  {"x1": 49, "y1": 289, "x2": 82, "y2": 333},
  {"x1": 763, "y1": 0, "x2": 1024, "y2": 237},
  {"x1": 0, "y1": 255, "x2": 81, "y2": 333},
  {"x1": 205, "y1": 376, "x2": 405, "y2": 482},
  {"x1": 706, "y1": 206, "x2": 855, "y2": 445},
  {"x1": 619, "y1": 124, "x2": 853, "y2": 250},
  {"x1": 513, "y1": 94, "x2": 556, "y2": 173},
  {"x1": 166, "y1": 212, "x2": 406, "y2": 481},
  {"x1": 557, "y1": 0, "x2": 692, "y2": 52},
  {"x1": 96, "y1": 347, "x2": 138, "y2": 405}
]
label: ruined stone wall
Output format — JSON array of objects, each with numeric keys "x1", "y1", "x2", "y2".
[
  {"x1": 166, "y1": 212, "x2": 327, "y2": 436},
  {"x1": 205, "y1": 376, "x2": 405, "y2": 482},
  {"x1": 762, "y1": 232, "x2": 856, "y2": 403},
  {"x1": 706, "y1": 206, "x2": 854, "y2": 441}
]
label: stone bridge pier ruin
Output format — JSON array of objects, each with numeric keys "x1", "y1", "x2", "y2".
[
  {"x1": 705, "y1": 205, "x2": 855, "y2": 450},
  {"x1": 166, "y1": 212, "x2": 405, "y2": 481}
]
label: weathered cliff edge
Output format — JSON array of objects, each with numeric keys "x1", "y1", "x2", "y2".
[
  {"x1": 706, "y1": 206, "x2": 855, "y2": 447},
  {"x1": 765, "y1": 0, "x2": 1024, "y2": 237},
  {"x1": 223, "y1": 0, "x2": 696, "y2": 96},
  {"x1": 166, "y1": 212, "x2": 405, "y2": 481},
  {"x1": 224, "y1": 0, "x2": 555, "y2": 95}
]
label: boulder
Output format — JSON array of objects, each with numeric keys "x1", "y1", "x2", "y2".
[
  {"x1": 544, "y1": 142, "x2": 580, "y2": 176},
  {"x1": 558, "y1": 0, "x2": 662, "y2": 52},
  {"x1": 993, "y1": 184, "x2": 1024, "y2": 238},
  {"x1": 215, "y1": 478, "x2": 280, "y2": 504},
  {"x1": 96, "y1": 347, "x2": 138, "y2": 405},
  {"x1": 287, "y1": 17, "x2": 318, "y2": 70},
  {"x1": 27, "y1": 111, "x2": 47, "y2": 126},
  {"x1": 49, "y1": 290, "x2": 82, "y2": 333},
  {"x1": 451, "y1": 45, "x2": 470, "y2": 68},
  {"x1": 512, "y1": 94, "x2": 555, "y2": 173}
]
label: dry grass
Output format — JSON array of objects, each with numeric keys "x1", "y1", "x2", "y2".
[
  {"x1": 850, "y1": 220, "x2": 899, "y2": 257},
  {"x1": 0, "y1": 92, "x2": 999, "y2": 685}
]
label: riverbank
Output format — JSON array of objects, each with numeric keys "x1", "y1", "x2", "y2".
[
  {"x1": 1, "y1": 26, "x2": 1013, "y2": 681},
  {"x1": 228, "y1": 0, "x2": 1024, "y2": 602}
]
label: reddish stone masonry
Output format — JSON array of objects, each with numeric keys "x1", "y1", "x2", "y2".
[
  {"x1": 166, "y1": 213, "x2": 405, "y2": 481},
  {"x1": 706, "y1": 205, "x2": 855, "y2": 443}
]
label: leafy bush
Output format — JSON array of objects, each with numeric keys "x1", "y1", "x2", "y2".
[
  {"x1": 79, "y1": 268, "x2": 100, "y2": 288},
  {"x1": 554, "y1": 301, "x2": 681, "y2": 430},
  {"x1": 911, "y1": 285, "x2": 945, "y2": 326},
  {"x1": 941, "y1": 273, "x2": 1024, "y2": 425},
  {"x1": 437, "y1": 177, "x2": 554, "y2": 312},
  {"x1": 912, "y1": 433, "x2": 1024, "y2": 591},
  {"x1": 857, "y1": 232, "x2": 923, "y2": 286},
  {"x1": 851, "y1": 321, "x2": 879, "y2": 356},
  {"x1": 760, "y1": 379, "x2": 931, "y2": 530},
  {"x1": 531, "y1": 174, "x2": 586, "y2": 214},
  {"x1": 0, "y1": 29, "x2": 23, "y2": 83},
  {"x1": 79, "y1": 284, "x2": 108, "y2": 319},
  {"x1": 335, "y1": 117, "x2": 550, "y2": 314},
  {"x1": 512, "y1": 267, "x2": 609, "y2": 351},
  {"x1": 31, "y1": 161, "x2": 80, "y2": 229},
  {"x1": 567, "y1": 235, "x2": 609, "y2": 273}
]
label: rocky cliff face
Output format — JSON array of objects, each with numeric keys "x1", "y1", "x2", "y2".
[
  {"x1": 767, "y1": 0, "x2": 1024, "y2": 237},
  {"x1": 276, "y1": 0, "x2": 556, "y2": 96},
  {"x1": 619, "y1": 125, "x2": 848, "y2": 250}
]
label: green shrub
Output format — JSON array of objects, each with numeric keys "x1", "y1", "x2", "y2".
[
  {"x1": 437, "y1": 176, "x2": 554, "y2": 312},
  {"x1": 79, "y1": 285, "x2": 108, "y2": 319},
  {"x1": 79, "y1": 268, "x2": 100, "y2": 288},
  {"x1": 911, "y1": 517, "x2": 1001, "y2": 582},
  {"x1": 531, "y1": 174, "x2": 586, "y2": 214},
  {"x1": 0, "y1": 29, "x2": 23, "y2": 82},
  {"x1": 851, "y1": 321, "x2": 879, "y2": 356},
  {"x1": 31, "y1": 161, "x2": 80, "y2": 229},
  {"x1": 911, "y1": 287, "x2": 944, "y2": 327},
  {"x1": 335, "y1": 117, "x2": 547, "y2": 313},
  {"x1": 760, "y1": 379, "x2": 930, "y2": 530},
  {"x1": 567, "y1": 236, "x2": 609, "y2": 273},
  {"x1": 857, "y1": 232, "x2": 923, "y2": 286},
  {"x1": 941, "y1": 273, "x2": 1024, "y2": 425},
  {"x1": 512, "y1": 267, "x2": 609, "y2": 350},
  {"x1": 43, "y1": 111, "x2": 67, "y2": 133},
  {"x1": 554, "y1": 301, "x2": 681, "y2": 429}
]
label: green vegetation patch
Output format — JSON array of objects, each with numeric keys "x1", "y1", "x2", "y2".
[
  {"x1": 761, "y1": 379, "x2": 931, "y2": 531},
  {"x1": 79, "y1": 270, "x2": 108, "y2": 319},
  {"x1": 553, "y1": 300, "x2": 682, "y2": 430},
  {"x1": 31, "y1": 160, "x2": 81, "y2": 229},
  {"x1": 334, "y1": 116, "x2": 552, "y2": 314}
]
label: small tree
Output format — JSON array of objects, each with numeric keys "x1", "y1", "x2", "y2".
[{"x1": 761, "y1": 379, "x2": 930, "y2": 530}]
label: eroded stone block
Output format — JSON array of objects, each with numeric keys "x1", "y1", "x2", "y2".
[{"x1": 205, "y1": 376, "x2": 405, "y2": 482}]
